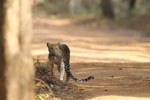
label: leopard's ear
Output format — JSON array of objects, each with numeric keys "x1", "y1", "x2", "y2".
[{"x1": 47, "y1": 42, "x2": 50, "y2": 47}]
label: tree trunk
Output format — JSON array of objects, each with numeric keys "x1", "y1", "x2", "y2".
[
  {"x1": 101, "y1": 0, "x2": 114, "y2": 19},
  {"x1": 69, "y1": 0, "x2": 81, "y2": 15},
  {"x1": 129, "y1": 0, "x2": 136, "y2": 10},
  {"x1": 0, "y1": 0, "x2": 34, "y2": 100}
]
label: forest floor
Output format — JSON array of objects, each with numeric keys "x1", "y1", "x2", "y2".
[{"x1": 32, "y1": 18, "x2": 150, "y2": 100}]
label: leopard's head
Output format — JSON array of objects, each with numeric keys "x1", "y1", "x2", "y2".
[{"x1": 47, "y1": 42, "x2": 61, "y2": 56}]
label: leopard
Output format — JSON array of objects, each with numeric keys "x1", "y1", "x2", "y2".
[{"x1": 47, "y1": 42, "x2": 94, "y2": 83}]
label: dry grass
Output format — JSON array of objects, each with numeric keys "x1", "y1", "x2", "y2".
[{"x1": 34, "y1": 60, "x2": 80, "y2": 100}]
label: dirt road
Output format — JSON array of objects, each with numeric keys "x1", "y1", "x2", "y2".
[{"x1": 32, "y1": 18, "x2": 150, "y2": 100}]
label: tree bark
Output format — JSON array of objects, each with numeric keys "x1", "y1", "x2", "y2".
[
  {"x1": 0, "y1": 0, "x2": 34, "y2": 100},
  {"x1": 101, "y1": 0, "x2": 114, "y2": 19}
]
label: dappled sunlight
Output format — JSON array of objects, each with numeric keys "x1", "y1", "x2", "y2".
[
  {"x1": 32, "y1": 40, "x2": 150, "y2": 62},
  {"x1": 33, "y1": 18, "x2": 70, "y2": 26},
  {"x1": 87, "y1": 96, "x2": 150, "y2": 100},
  {"x1": 67, "y1": 62, "x2": 150, "y2": 100},
  {"x1": 71, "y1": 50, "x2": 150, "y2": 62},
  {"x1": 32, "y1": 18, "x2": 150, "y2": 100},
  {"x1": 32, "y1": 49, "x2": 48, "y2": 56},
  {"x1": 32, "y1": 18, "x2": 150, "y2": 99},
  {"x1": 32, "y1": 18, "x2": 150, "y2": 63}
]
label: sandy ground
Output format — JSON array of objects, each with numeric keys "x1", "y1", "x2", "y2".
[{"x1": 32, "y1": 18, "x2": 150, "y2": 100}]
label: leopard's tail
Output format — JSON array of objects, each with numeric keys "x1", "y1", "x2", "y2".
[
  {"x1": 70, "y1": 75, "x2": 94, "y2": 82},
  {"x1": 66, "y1": 65, "x2": 94, "y2": 82}
]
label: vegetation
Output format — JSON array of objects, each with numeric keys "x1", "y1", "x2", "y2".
[
  {"x1": 33, "y1": 0, "x2": 150, "y2": 34},
  {"x1": 34, "y1": 59, "x2": 79, "y2": 100}
]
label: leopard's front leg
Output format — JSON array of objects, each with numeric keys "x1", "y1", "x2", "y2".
[{"x1": 59, "y1": 61, "x2": 65, "y2": 81}]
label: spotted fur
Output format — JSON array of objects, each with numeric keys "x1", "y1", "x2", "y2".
[{"x1": 47, "y1": 42, "x2": 94, "y2": 82}]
